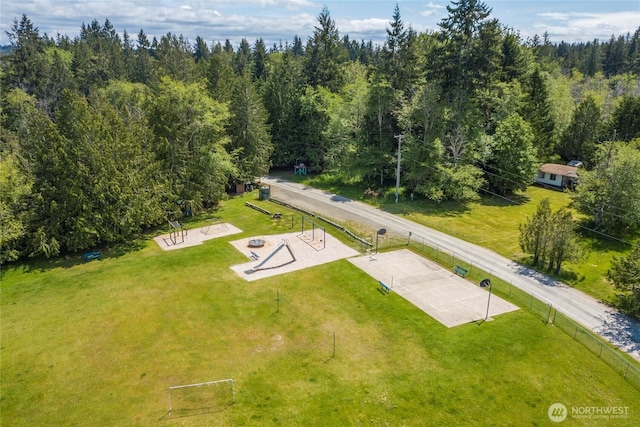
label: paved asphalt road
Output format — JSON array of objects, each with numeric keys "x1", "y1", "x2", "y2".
[{"x1": 261, "y1": 176, "x2": 640, "y2": 361}]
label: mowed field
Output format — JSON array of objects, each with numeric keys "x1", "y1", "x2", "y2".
[{"x1": 2, "y1": 195, "x2": 639, "y2": 426}]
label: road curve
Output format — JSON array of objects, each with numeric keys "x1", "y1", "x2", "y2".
[{"x1": 261, "y1": 176, "x2": 640, "y2": 361}]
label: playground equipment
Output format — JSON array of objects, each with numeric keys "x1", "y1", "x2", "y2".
[
  {"x1": 294, "y1": 162, "x2": 307, "y2": 175},
  {"x1": 299, "y1": 216, "x2": 326, "y2": 250},
  {"x1": 252, "y1": 239, "x2": 296, "y2": 271},
  {"x1": 164, "y1": 221, "x2": 187, "y2": 246},
  {"x1": 200, "y1": 221, "x2": 229, "y2": 236},
  {"x1": 248, "y1": 238, "x2": 265, "y2": 248}
]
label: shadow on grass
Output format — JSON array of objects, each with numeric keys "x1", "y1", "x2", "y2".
[
  {"x1": 381, "y1": 198, "x2": 471, "y2": 218},
  {"x1": 477, "y1": 191, "x2": 531, "y2": 207},
  {"x1": 575, "y1": 221, "x2": 637, "y2": 250},
  {"x1": 159, "y1": 403, "x2": 235, "y2": 421},
  {"x1": 12, "y1": 235, "x2": 149, "y2": 274},
  {"x1": 7, "y1": 209, "x2": 228, "y2": 274}
]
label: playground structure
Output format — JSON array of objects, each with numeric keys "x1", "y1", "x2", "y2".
[
  {"x1": 200, "y1": 221, "x2": 229, "y2": 236},
  {"x1": 229, "y1": 231, "x2": 360, "y2": 282},
  {"x1": 294, "y1": 162, "x2": 307, "y2": 175},
  {"x1": 251, "y1": 239, "x2": 297, "y2": 271},
  {"x1": 154, "y1": 222, "x2": 242, "y2": 251},
  {"x1": 248, "y1": 238, "x2": 265, "y2": 248},
  {"x1": 164, "y1": 221, "x2": 187, "y2": 246},
  {"x1": 298, "y1": 216, "x2": 326, "y2": 250}
]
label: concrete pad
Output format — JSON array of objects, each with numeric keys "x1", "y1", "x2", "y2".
[
  {"x1": 229, "y1": 231, "x2": 360, "y2": 282},
  {"x1": 349, "y1": 249, "x2": 519, "y2": 327},
  {"x1": 154, "y1": 222, "x2": 242, "y2": 251}
]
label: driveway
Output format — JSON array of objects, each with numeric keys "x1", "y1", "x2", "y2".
[{"x1": 261, "y1": 176, "x2": 640, "y2": 361}]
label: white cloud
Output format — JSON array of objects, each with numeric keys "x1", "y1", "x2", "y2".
[
  {"x1": 534, "y1": 11, "x2": 640, "y2": 42},
  {"x1": 419, "y1": 1, "x2": 445, "y2": 17},
  {"x1": 1, "y1": 0, "x2": 637, "y2": 47},
  {"x1": 339, "y1": 17, "x2": 388, "y2": 34}
]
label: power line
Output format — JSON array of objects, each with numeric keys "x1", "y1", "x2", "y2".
[{"x1": 479, "y1": 187, "x2": 634, "y2": 245}]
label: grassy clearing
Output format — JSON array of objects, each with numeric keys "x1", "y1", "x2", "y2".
[
  {"x1": 1, "y1": 193, "x2": 639, "y2": 426},
  {"x1": 297, "y1": 172, "x2": 635, "y2": 304}
]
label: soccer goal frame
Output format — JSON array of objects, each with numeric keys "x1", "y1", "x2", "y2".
[{"x1": 167, "y1": 379, "x2": 235, "y2": 413}]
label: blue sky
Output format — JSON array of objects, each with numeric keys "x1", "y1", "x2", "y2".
[{"x1": 1, "y1": 1, "x2": 639, "y2": 48}]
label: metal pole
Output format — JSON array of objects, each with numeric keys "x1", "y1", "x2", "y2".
[
  {"x1": 394, "y1": 134, "x2": 403, "y2": 203},
  {"x1": 276, "y1": 290, "x2": 280, "y2": 313},
  {"x1": 375, "y1": 233, "x2": 379, "y2": 255},
  {"x1": 485, "y1": 281, "x2": 493, "y2": 320},
  {"x1": 333, "y1": 331, "x2": 336, "y2": 358}
]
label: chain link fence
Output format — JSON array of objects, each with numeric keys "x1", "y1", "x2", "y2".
[
  {"x1": 407, "y1": 232, "x2": 640, "y2": 392},
  {"x1": 265, "y1": 196, "x2": 640, "y2": 392}
]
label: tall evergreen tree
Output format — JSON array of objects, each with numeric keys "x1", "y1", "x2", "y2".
[
  {"x1": 147, "y1": 77, "x2": 235, "y2": 209},
  {"x1": 193, "y1": 36, "x2": 210, "y2": 62},
  {"x1": 435, "y1": 0, "x2": 493, "y2": 124},
  {"x1": 233, "y1": 38, "x2": 253, "y2": 76},
  {"x1": 305, "y1": 7, "x2": 347, "y2": 92},
  {"x1": 383, "y1": 4, "x2": 419, "y2": 95},
  {"x1": 226, "y1": 73, "x2": 273, "y2": 181},
  {"x1": 522, "y1": 67, "x2": 556, "y2": 159},
  {"x1": 559, "y1": 95, "x2": 601, "y2": 164},
  {"x1": 252, "y1": 38, "x2": 268, "y2": 81},
  {"x1": 262, "y1": 51, "x2": 307, "y2": 167},
  {"x1": 606, "y1": 95, "x2": 640, "y2": 142},
  {"x1": 154, "y1": 33, "x2": 196, "y2": 82},
  {"x1": 4, "y1": 15, "x2": 47, "y2": 96}
]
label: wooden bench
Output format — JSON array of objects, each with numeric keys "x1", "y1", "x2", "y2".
[
  {"x1": 453, "y1": 265, "x2": 468, "y2": 278},
  {"x1": 83, "y1": 251, "x2": 101, "y2": 261},
  {"x1": 250, "y1": 251, "x2": 260, "y2": 261},
  {"x1": 379, "y1": 281, "x2": 391, "y2": 294}
]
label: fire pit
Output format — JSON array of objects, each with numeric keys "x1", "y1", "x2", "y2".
[{"x1": 248, "y1": 238, "x2": 265, "y2": 248}]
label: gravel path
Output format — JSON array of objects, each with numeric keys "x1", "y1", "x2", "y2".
[{"x1": 261, "y1": 176, "x2": 640, "y2": 361}]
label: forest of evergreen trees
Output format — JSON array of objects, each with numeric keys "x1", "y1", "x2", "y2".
[{"x1": 1, "y1": 0, "x2": 640, "y2": 263}]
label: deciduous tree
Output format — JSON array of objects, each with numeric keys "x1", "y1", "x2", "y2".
[
  {"x1": 485, "y1": 113, "x2": 538, "y2": 195},
  {"x1": 607, "y1": 242, "x2": 640, "y2": 316}
]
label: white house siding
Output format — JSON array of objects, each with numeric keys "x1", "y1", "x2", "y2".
[{"x1": 536, "y1": 171, "x2": 563, "y2": 187}]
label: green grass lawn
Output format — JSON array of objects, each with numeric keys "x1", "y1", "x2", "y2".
[
  {"x1": 2, "y1": 193, "x2": 639, "y2": 426},
  {"x1": 297, "y1": 172, "x2": 636, "y2": 304}
]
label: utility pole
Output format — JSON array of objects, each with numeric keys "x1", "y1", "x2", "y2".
[{"x1": 394, "y1": 134, "x2": 403, "y2": 203}]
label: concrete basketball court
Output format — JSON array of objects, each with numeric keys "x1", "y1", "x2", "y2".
[
  {"x1": 229, "y1": 231, "x2": 360, "y2": 282},
  {"x1": 154, "y1": 222, "x2": 242, "y2": 251},
  {"x1": 349, "y1": 249, "x2": 519, "y2": 327}
]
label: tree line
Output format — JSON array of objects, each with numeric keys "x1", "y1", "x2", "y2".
[{"x1": 2, "y1": 0, "x2": 640, "y2": 264}]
